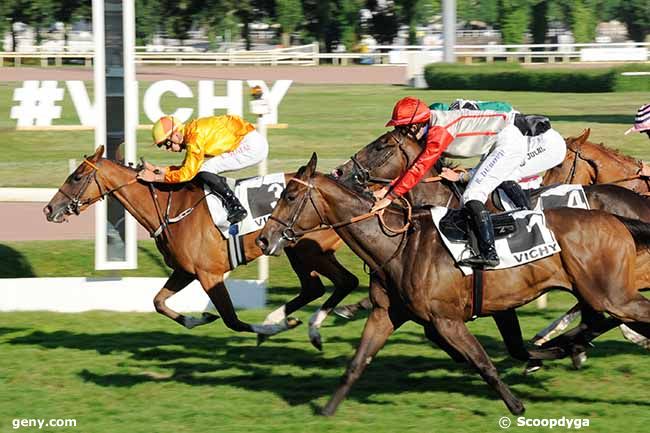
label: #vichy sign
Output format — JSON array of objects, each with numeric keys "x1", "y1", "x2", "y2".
[{"x1": 10, "y1": 79, "x2": 292, "y2": 127}]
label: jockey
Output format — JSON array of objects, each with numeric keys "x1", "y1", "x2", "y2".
[
  {"x1": 625, "y1": 103, "x2": 650, "y2": 139},
  {"x1": 137, "y1": 114, "x2": 269, "y2": 225},
  {"x1": 371, "y1": 96, "x2": 566, "y2": 268}
]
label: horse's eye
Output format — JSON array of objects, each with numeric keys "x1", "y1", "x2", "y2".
[
  {"x1": 73, "y1": 174, "x2": 83, "y2": 181},
  {"x1": 286, "y1": 194, "x2": 297, "y2": 202}
]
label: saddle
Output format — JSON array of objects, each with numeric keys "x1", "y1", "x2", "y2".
[{"x1": 439, "y1": 208, "x2": 517, "y2": 242}]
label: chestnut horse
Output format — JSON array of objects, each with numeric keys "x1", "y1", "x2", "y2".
[
  {"x1": 543, "y1": 129, "x2": 650, "y2": 193},
  {"x1": 44, "y1": 146, "x2": 359, "y2": 338},
  {"x1": 332, "y1": 130, "x2": 650, "y2": 360},
  {"x1": 257, "y1": 153, "x2": 650, "y2": 415}
]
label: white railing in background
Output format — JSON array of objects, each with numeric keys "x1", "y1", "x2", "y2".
[{"x1": 1, "y1": 42, "x2": 648, "y2": 66}]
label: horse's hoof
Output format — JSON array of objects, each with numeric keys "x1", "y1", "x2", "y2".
[
  {"x1": 201, "y1": 312, "x2": 220, "y2": 323},
  {"x1": 310, "y1": 333, "x2": 323, "y2": 351},
  {"x1": 523, "y1": 359, "x2": 543, "y2": 375},
  {"x1": 333, "y1": 306, "x2": 355, "y2": 320},
  {"x1": 286, "y1": 317, "x2": 303, "y2": 329},
  {"x1": 509, "y1": 400, "x2": 525, "y2": 416},
  {"x1": 257, "y1": 334, "x2": 269, "y2": 346},
  {"x1": 571, "y1": 351, "x2": 587, "y2": 369}
]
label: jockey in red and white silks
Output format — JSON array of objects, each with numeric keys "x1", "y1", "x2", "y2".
[
  {"x1": 372, "y1": 96, "x2": 566, "y2": 267},
  {"x1": 383, "y1": 99, "x2": 565, "y2": 204}
]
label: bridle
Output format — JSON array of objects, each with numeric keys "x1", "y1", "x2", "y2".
[
  {"x1": 344, "y1": 130, "x2": 413, "y2": 188},
  {"x1": 268, "y1": 176, "x2": 411, "y2": 273},
  {"x1": 56, "y1": 159, "x2": 138, "y2": 215},
  {"x1": 269, "y1": 177, "x2": 411, "y2": 240},
  {"x1": 562, "y1": 145, "x2": 650, "y2": 192}
]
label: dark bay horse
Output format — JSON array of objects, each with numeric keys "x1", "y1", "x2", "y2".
[
  {"x1": 332, "y1": 130, "x2": 650, "y2": 361},
  {"x1": 44, "y1": 146, "x2": 359, "y2": 338},
  {"x1": 543, "y1": 129, "x2": 650, "y2": 193},
  {"x1": 256, "y1": 153, "x2": 650, "y2": 415}
]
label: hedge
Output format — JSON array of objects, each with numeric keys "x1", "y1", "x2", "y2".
[{"x1": 424, "y1": 63, "x2": 650, "y2": 92}]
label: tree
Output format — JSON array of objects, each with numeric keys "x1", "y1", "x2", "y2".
[
  {"x1": 570, "y1": 0, "x2": 596, "y2": 43},
  {"x1": 619, "y1": 0, "x2": 649, "y2": 42},
  {"x1": 530, "y1": 0, "x2": 548, "y2": 45},
  {"x1": 277, "y1": 0, "x2": 303, "y2": 46},
  {"x1": 499, "y1": 0, "x2": 531, "y2": 44}
]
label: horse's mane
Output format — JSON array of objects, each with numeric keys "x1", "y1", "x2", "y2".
[
  {"x1": 568, "y1": 137, "x2": 639, "y2": 166},
  {"x1": 101, "y1": 157, "x2": 202, "y2": 193}
]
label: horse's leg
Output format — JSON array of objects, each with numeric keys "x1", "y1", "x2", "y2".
[
  {"x1": 307, "y1": 252, "x2": 360, "y2": 350},
  {"x1": 431, "y1": 317, "x2": 525, "y2": 415},
  {"x1": 423, "y1": 323, "x2": 466, "y2": 363},
  {"x1": 333, "y1": 297, "x2": 373, "y2": 320},
  {"x1": 197, "y1": 271, "x2": 300, "y2": 336},
  {"x1": 321, "y1": 277, "x2": 404, "y2": 416},
  {"x1": 531, "y1": 304, "x2": 582, "y2": 346},
  {"x1": 153, "y1": 270, "x2": 220, "y2": 329},
  {"x1": 492, "y1": 309, "x2": 543, "y2": 374},
  {"x1": 321, "y1": 305, "x2": 403, "y2": 416}
]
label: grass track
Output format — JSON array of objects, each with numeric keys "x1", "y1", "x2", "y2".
[{"x1": 0, "y1": 292, "x2": 649, "y2": 433}]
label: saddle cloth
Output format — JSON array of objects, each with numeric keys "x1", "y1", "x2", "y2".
[
  {"x1": 431, "y1": 206, "x2": 561, "y2": 276},
  {"x1": 496, "y1": 184, "x2": 590, "y2": 212},
  {"x1": 205, "y1": 173, "x2": 286, "y2": 239}
]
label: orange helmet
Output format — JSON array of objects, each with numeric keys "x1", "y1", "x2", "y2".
[{"x1": 385, "y1": 97, "x2": 431, "y2": 127}]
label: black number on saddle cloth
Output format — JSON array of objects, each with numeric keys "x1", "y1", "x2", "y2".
[
  {"x1": 539, "y1": 188, "x2": 588, "y2": 210},
  {"x1": 505, "y1": 213, "x2": 545, "y2": 254},
  {"x1": 244, "y1": 182, "x2": 284, "y2": 219}
]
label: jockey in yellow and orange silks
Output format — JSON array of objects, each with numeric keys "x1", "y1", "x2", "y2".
[{"x1": 137, "y1": 114, "x2": 269, "y2": 225}]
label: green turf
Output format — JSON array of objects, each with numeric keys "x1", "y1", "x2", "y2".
[
  {"x1": 0, "y1": 293, "x2": 648, "y2": 433},
  {"x1": 1, "y1": 82, "x2": 649, "y2": 186}
]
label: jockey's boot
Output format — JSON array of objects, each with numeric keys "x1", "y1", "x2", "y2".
[
  {"x1": 500, "y1": 180, "x2": 531, "y2": 209},
  {"x1": 197, "y1": 172, "x2": 248, "y2": 224},
  {"x1": 459, "y1": 200, "x2": 500, "y2": 268}
]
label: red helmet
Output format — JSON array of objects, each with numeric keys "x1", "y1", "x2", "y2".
[{"x1": 385, "y1": 97, "x2": 431, "y2": 127}]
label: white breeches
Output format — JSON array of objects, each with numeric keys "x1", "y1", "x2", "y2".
[
  {"x1": 462, "y1": 126, "x2": 566, "y2": 204},
  {"x1": 199, "y1": 130, "x2": 269, "y2": 174}
]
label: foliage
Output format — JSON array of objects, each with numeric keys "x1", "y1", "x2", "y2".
[
  {"x1": 569, "y1": 0, "x2": 597, "y2": 43},
  {"x1": 498, "y1": 0, "x2": 531, "y2": 44},
  {"x1": 277, "y1": 0, "x2": 304, "y2": 46},
  {"x1": 619, "y1": 0, "x2": 650, "y2": 42},
  {"x1": 422, "y1": 62, "x2": 650, "y2": 92}
]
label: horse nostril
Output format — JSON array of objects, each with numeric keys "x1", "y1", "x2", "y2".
[
  {"x1": 256, "y1": 235, "x2": 269, "y2": 252},
  {"x1": 43, "y1": 205, "x2": 52, "y2": 217},
  {"x1": 331, "y1": 168, "x2": 343, "y2": 179}
]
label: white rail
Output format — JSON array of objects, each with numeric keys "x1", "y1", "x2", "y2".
[{"x1": 1, "y1": 42, "x2": 648, "y2": 66}]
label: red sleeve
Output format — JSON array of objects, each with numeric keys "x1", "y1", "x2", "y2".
[{"x1": 389, "y1": 126, "x2": 454, "y2": 197}]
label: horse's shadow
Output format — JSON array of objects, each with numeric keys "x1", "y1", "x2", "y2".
[{"x1": 7, "y1": 328, "x2": 648, "y2": 409}]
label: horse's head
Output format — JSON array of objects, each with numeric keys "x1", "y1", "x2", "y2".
[
  {"x1": 542, "y1": 129, "x2": 598, "y2": 185},
  {"x1": 332, "y1": 130, "x2": 421, "y2": 190},
  {"x1": 43, "y1": 146, "x2": 106, "y2": 223},
  {"x1": 257, "y1": 153, "x2": 323, "y2": 256}
]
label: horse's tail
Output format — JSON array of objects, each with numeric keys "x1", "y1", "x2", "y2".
[{"x1": 615, "y1": 215, "x2": 650, "y2": 250}]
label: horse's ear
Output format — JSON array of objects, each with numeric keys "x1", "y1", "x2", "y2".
[
  {"x1": 91, "y1": 145, "x2": 105, "y2": 161},
  {"x1": 305, "y1": 152, "x2": 318, "y2": 178},
  {"x1": 577, "y1": 128, "x2": 590, "y2": 144}
]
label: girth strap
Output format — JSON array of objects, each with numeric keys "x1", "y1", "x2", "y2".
[{"x1": 471, "y1": 268, "x2": 484, "y2": 320}]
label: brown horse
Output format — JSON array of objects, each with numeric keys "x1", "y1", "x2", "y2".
[
  {"x1": 256, "y1": 153, "x2": 650, "y2": 415},
  {"x1": 43, "y1": 146, "x2": 359, "y2": 339},
  {"x1": 543, "y1": 129, "x2": 650, "y2": 193},
  {"x1": 332, "y1": 130, "x2": 650, "y2": 360}
]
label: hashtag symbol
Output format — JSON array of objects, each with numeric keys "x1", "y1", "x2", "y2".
[{"x1": 10, "y1": 81, "x2": 64, "y2": 127}]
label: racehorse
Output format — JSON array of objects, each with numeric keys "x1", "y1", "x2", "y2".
[
  {"x1": 256, "y1": 153, "x2": 650, "y2": 415},
  {"x1": 543, "y1": 129, "x2": 650, "y2": 193},
  {"x1": 331, "y1": 130, "x2": 650, "y2": 361},
  {"x1": 43, "y1": 146, "x2": 359, "y2": 338}
]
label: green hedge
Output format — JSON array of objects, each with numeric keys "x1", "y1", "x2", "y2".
[{"x1": 424, "y1": 63, "x2": 650, "y2": 93}]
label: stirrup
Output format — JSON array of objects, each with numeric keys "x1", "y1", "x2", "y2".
[
  {"x1": 459, "y1": 254, "x2": 499, "y2": 268},
  {"x1": 227, "y1": 206, "x2": 248, "y2": 224}
]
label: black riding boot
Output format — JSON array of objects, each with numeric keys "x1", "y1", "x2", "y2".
[
  {"x1": 500, "y1": 180, "x2": 531, "y2": 209},
  {"x1": 459, "y1": 200, "x2": 500, "y2": 268},
  {"x1": 197, "y1": 172, "x2": 247, "y2": 224}
]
